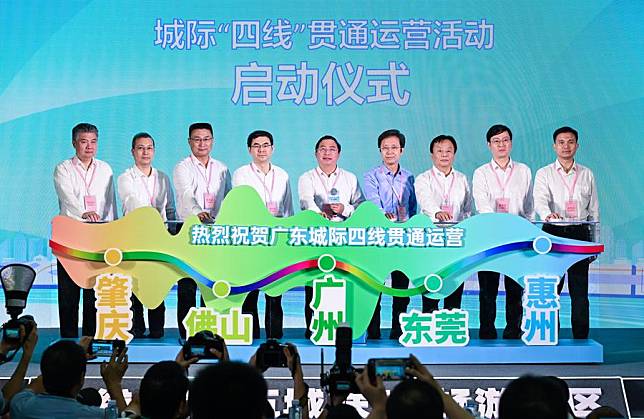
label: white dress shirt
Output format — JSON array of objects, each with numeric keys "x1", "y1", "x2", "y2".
[
  {"x1": 232, "y1": 163, "x2": 294, "y2": 217},
  {"x1": 117, "y1": 166, "x2": 176, "y2": 221},
  {"x1": 415, "y1": 166, "x2": 472, "y2": 222},
  {"x1": 534, "y1": 160, "x2": 600, "y2": 239},
  {"x1": 173, "y1": 155, "x2": 231, "y2": 221},
  {"x1": 53, "y1": 156, "x2": 117, "y2": 221},
  {"x1": 298, "y1": 166, "x2": 364, "y2": 221},
  {"x1": 472, "y1": 158, "x2": 534, "y2": 219}
]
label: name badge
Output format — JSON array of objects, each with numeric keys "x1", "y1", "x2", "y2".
[
  {"x1": 328, "y1": 194, "x2": 341, "y2": 204},
  {"x1": 266, "y1": 201, "x2": 279, "y2": 216},
  {"x1": 397, "y1": 205, "x2": 407, "y2": 222},
  {"x1": 84, "y1": 195, "x2": 97, "y2": 212},
  {"x1": 565, "y1": 199, "x2": 578, "y2": 219},
  {"x1": 495, "y1": 197, "x2": 510, "y2": 213},
  {"x1": 440, "y1": 203, "x2": 454, "y2": 218},
  {"x1": 204, "y1": 193, "x2": 216, "y2": 210}
]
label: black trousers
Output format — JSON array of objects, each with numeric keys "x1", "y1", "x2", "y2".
[
  {"x1": 478, "y1": 271, "x2": 523, "y2": 339},
  {"x1": 57, "y1": 260, "x2": 96, "y2": 338},
  {"x1": 366, "y1": 270, "x2": 410, "y2": 339},
  {"x1": 241, "y1": 290, "x2": 283, "y2": 339},
  {"x1": 174, "y1": 223, "x2": 204, "y2": 339},
  {"x1": 422, "y1": 283, "x2": 465, "y2": 313},
  {"x1": 542, "y1": 223, "x2": 592, "y2": 339},
  {"x1": 131, "y1": 294, "x2": 165, "y2": 336}
]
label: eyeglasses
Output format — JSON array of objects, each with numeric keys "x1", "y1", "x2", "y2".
[
  {"x1": 134, "y1": 146, "x2": 154, "y2": 151},
  {"x1": 190, "y1": 137, "x2": 213, "y2": 143},
  {"x1": 250, "y1": 143, "x2": 272, "y2": 150},
  {"x1": 318, "y1": 147, "x2": 338, "y2": 153},
  {"x1": 490, "y1": 138, "x2": 511, "y2": 146},
  {"x1": 380, "y1": 146, "x2": 401, "y2": 152}
]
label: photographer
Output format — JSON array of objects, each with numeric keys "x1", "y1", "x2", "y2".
[
  {"x1": 10, "y1": 337, "x2": 129, "y2": 418},
  {"x1": 0, "y1": 324, "x2": 38, "y2": 413},
  {"x1": 250, "y1": 342, "x2": 309, "y2": 419},
  {"x1": 319, "y1": 369, "x2": 387, "y2": 419}
]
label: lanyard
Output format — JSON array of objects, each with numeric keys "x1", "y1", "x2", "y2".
[
  {"x1": 139, "y1": 169, "x2": 157, "y2": 206},
  {"x1": 316, "y1": 167, "x2": 341, "y2": 197},
  {"x1": 489, "y1": 161, "x2": 515, "y2": 197},
  {"x1": 250, "y1": 163, "x2": 275, "y2": 203},
  {"x1": 72, "y1": 158, "x2": 97, "y2": 195},
  {"x1": 430, "y1": 168, "x2": 456, "y2": 204},
  {"x1": 555, "y1": 163, "x2": 579, "y2": 200},
  {"x1": 380, "y1": 166, "x2": 404, "y2": 205},
  {"x1": 192, "y1": 156, "x2": 213, "y2": 193}
]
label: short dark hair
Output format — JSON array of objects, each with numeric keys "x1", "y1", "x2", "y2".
[
  {"x1": 499, "y1": 375, "x2": 568, "y2": 419},
  {"x1": 72, "y1": 123, "x2": 98, "y2": 141},
  {"x1": 131, "y1": 132, "x2": 155, "y2": 149},
  {"x1": 41, "y1": 340, "x2": 86, "y2": 397},
  {"x1": 140, "y1": 361, "x2": 189, "y2": 419},
  {"x1": 552, "y1": 126, "x2": 578, "y2": 143},
  {"x1": 190, "y1": 362, "x2": 267, "y2": 419},
  {"x1": 189, "y1": 122, "x2": 213, "y2": 138},
  {"x1": 486, "y1": 124, "x2": 512, "y2": 142},
  {"x1": 386, "y1": 379, "x2": 444, "y2": 419},
  {"x1": 378, "y1": 129, "x2": 406, "y2": 148},
  {"x1": 430, "y1": 135, "x2": 458, "y2": 154},
  {"x1": 327, "y1": 404, "x2": 362, "y2": 419},
  {"x1": 247, "y1": 130, "x2": 274, "y2": 148},
  {"x1": 315, "y1": 135, "x2": 341, "y2": 152}
]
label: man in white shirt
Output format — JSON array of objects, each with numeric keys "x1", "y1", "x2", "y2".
[
  {"x1": 415, "y1": 135, "x2": 472, "y2": 313},
  {"x1": 298, "y1": 135, "x2": 364, "y2": 338},
  {"x1": 533, "y1": 126, "x2": 599, "y2": 339},
  {"x1": 363, "y1": 129, "x2": 417, "y2": 339},
  {"x1": 233, "y1": 130, "x2": 294, "y2": 339},
  {"x1": 472, "y1": 124, "x2": 534, "y2": 339},
  {"x1": 53, "y1": 123, "x2": 117, "y2": 338},
  {"x1": 173, "y1": 122, "x2": 232, "y2": 338},
  {"x1": 117, "y1": 132, "x2": 176, "y2": 339}
]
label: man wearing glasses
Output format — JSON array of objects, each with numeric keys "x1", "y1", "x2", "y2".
[
  {"x1": 472, "y1": 124, "x2": 533, "y2": 339},
  {"x1": 232, "y1": 130, "x2": 294, "y2": 339},
  {"x1": 298, "y1": 135, "x2": 364, "y2": 338},
  {"x1": 117, "y1": 132, "x2": 175, "y2": 338},
  {"x1": 173, "y1": 122, "x2": 232, "y2": 338},
  {"x1": 362, "y1": 129, "x2": 417, "y2": 339}
]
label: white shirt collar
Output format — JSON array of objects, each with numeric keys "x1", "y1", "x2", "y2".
[
  {"x1": 491, "y1": 157, "x2": 513, "y2": 171},
  {"x1": 190, "y1": 154, "x2": 213, "y2": 168},
  {"x1": 554, "y1": 159, "x2": 577, "y2": 173},
  {"x1": 316, "y1": 166, "x2": 339, "y2": 177},
  {"x1": 432, "y1": 165, "x2": 453, "y2": 178}
]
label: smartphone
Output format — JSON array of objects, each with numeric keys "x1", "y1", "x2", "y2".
[
  {"x1": 367, "y1": 358, "x2": 410, "y2": 382},
  {"x1": 89, "y1": 339, "x2": 125, "y2": 357}
]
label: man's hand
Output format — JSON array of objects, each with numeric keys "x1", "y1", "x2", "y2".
[
  {"x1": 355, "y1": 369, "x2": 387, "y2": 411},
  {"x1": 81, "y1": 211, "x2": 101, "y2": 222},
  {"x1": 329, "y1": 203, "x2": 344, "y2": 215},
  {"x1": 384, "y1": 212, "x2": 397, "y2": 221},
  {"x1": 435, "y1": 211, "x2": 453, "y2": 222},
  {"x1": 100, "y1": 346, "x2": 129, "y2": 387},
  {"x1": 545, "y1": 213, "x2": 562, "y2": 222},
  {"x1": 21, "y1": 325, "x2": 38, "y2": 357},
  {"x1": 175, "y1": 348, "x2": 199, "y2": 370},
  {"x1": 78, "y1": 336, "x2": 97, "y2": 360},
  {"x1": 197, "y1": 212, "x2": 214, "y2": 223}
]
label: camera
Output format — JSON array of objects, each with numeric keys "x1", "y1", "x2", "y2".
[
  {"x1": 89, "y1": 338, "x2": 125, "y2": 357},
  {"x1": 182, "y1": 330, "x2": 225, "y2": 360},
  {"x1": 320, "y1": 324, "x2": 363, "y2": 395},
  {"x1": 1, "y1": 315, "x2": 36, "y2": 344},
  {"x1": 367, "y1": 357, "x2": 412, "y2": 383},
  {"x1": 256, "y1": 339, "x2": 296, "y2": 370}
]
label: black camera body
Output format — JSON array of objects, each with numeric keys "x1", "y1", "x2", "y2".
[
  {"x1": 256, "y1": 339, "x2": 296, "y2": 370},
  {"x1": 367, "y1": 357, "x2": 413, "y2": 383},
  {"x1": 320, "y1": 324, "x2": 363, "y2": 395},
  {"x1": 183, "y1": 330, "x2": 225, "y2": 360},
  {"x1": 1, "y1": 314, "x2": 36, "y2": 343},
  {"x1": 89, "y1": 338, "x2": 125, "y2": 357}
]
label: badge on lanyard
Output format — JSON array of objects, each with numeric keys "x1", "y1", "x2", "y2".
[
  {"x1": 84, "y1": 195, "x2": 97, "y2": 213},
  {"x1": 204, "y1": 193, "x2": 216, "y2": 210},
  {"x1": 565, "y1": 199, "x2": 578, "y2": 219},
  {"x1": 495, "y1": 197, "x2": 510, "y2": 213},
  {"x1": 328, "y1": 187, "x2": 341, "y2": 204},
  {"x1": 266, "y1": 201, "x2": 279, "y2": 216}
]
